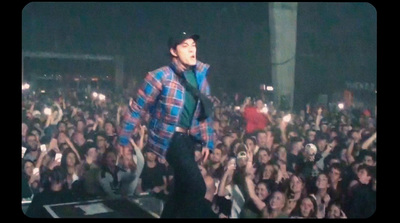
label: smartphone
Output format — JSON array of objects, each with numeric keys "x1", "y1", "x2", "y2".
[
  {"x1": 234, "y1": 106, "x2": 240, "y2": 111},
  {"x1": 22, "y1": 147, "x2": 27, "y2": 158},
  {"x1": 40, "y1": 144, "x2": 47, "y2": 152},
  {"x1": 55, "y1": 153, "x2": 62, "y2": 162},
  {"x1": 44, "y1": 107, "x2": 52, "y2": 116},
  {"x1": 33, "y1": 167, "x2": 39, "y2": 176},
  {"x1": 261, "y1": 106, "x2": 268, "y2": 114}
]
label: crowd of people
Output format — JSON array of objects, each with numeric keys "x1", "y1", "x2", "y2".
[{"x1": 21, "y1": 85, "x2": 376, "y2": 218}]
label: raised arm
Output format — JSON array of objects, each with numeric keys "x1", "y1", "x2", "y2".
[
  {"x1": 52, "y1": 102, "x2": 63, "y2": 124},
  {"x1": 361, "y1": 132, "x2": 376, "y2": 150},
  {"x1": 240, "y1": 97, "x2": 251, "y2": 114},
  {"x1": 314, "y1": 107, "x2": 323, "y2": 131},
  {"x1": 65, "y1": 137, "x2": 82, "y2": 161},
  {"x1": 244, "y1": 176, "x2": 266, "y2": 211},
  {"x1": 346, "y1": 139, "x2": 356, "y2": 165},
  {"x1": 217, "y1": 159, "x2": 235, "y2": 197}
]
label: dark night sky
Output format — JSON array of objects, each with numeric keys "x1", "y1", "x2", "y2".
[{"x1": 22, "y1": 2, "x2": 377, "y2": 109}]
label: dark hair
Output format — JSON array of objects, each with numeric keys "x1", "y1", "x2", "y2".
[
  {"x1": 244, "y1": 136, "x2": 256, "y2": 145},
  {"x1": 256, "y1": 147, "x2": 271, "y2": 157},
  {"x1": 257, "y1": 179, "x2": 272, "y2": 196},
  {"x1": 96, "y1": 130, "x2": 108, "y2": 140},
  {"x1": 22, "y1": 159, "x2": 35, "y2": 176},
  {"x1": 49, "y1": 166, "x2": 67, "y2": 184},
  {"x1": 100, "y1": 149, "x2": 117, "y2": 167},
  {"x1": 57, "y1": 121, "x2": 67, "y2": 129},
  {"x1": 82, "y1": 141, "x2": 97, "y2": 156},
  {"x1": 290, "y1": 136, "x2": 303, "y2": 145},
  {"x1": 329, "y1": 162, "x2": 344, "y2": 177},
  {"x1": 363, "y1": 150, "x2": 376, "y2": 163},
  {"x1": 229, "y1": 138, "x2": 243, "y2": 157},
  {"x1": 61, "y1": 148, "x2": 80, "y2": 168},
  {"x1": 357, "y1": 164, "x2": 375, "y2": 179},
  {"x1": 287, "y1": 173, "x2": 307, "y2": 198},
  {"x1": 303, "y1": 194, "x2": 318, "y2": 218}
]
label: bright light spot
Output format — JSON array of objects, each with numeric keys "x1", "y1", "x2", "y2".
[
  {"x1": 22, "y1": 83, "x2": 30, "y2": 90},
  {"x1": 92, "y1": 92, "x2": 98, "y2": 98},
  {"x1": 98, "y1": 94, "x2": 106, "y2": 101},
  {"x1": 283, "y1": 114, "x2": 291, "y2": 122},
  {"x1": 266, "y1": 86, "x2": 274, "y2": 91},
  {"x1": 44, "y1": 108, "x2": 51, "y2": 116},
  {"x1": 338, "y1": 103, "x2": 344, "y2": 110},
  {"x1": 40, "y1": 90, "x2": 45, "y2": 93}
]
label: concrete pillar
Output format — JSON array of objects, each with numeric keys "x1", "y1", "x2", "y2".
[
  {"x1": 269, "y1": 2, "x2": 298, "y2": 111},
  {"x1": 114, "y1": 55, "x2": 124, "y2": 91}
]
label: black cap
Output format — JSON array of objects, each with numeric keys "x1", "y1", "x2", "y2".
[{"x1": 168, "y1": 31, "x2": 200, "y2": 49}]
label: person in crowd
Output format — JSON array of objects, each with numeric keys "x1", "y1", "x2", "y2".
[
  {"x1": 284, "y1": 173, "x2": 308, "y2": 215},
  {"x1": 23, "y1": 133, "x2": 41, "y2": 164},
  {"x1": 289, "y1": 194, "x2": 318, "y2": 218},
  {"x1": 198, "y1": 163, "x2": 218, "y2": 218},
  {"x1": 286, "y1": 137, "x2": 304, "y2": 174},
  {"x1": 244, "y1": 135, "x2": 257, "y2": 156},
  {"x1": 216, "y1": 156, "x2": 246, "y2": 218},
  {"x1": 75, "y1": 141, "x2": 104, "y2": 199},
  {"x1": 255, "y1": 130, "x2": 270, "y2": 153},
  {"x1": 98, "y1": 149, "x2": 125, "y2": 199},
  {"x1": 345, "y1": 164, "x2": 376, "y2": 218},
  {"x1": 326, "y1": 200, "x2": 347, "y2": 219},
  {"x1": 261, "y1": 190, "x2": 288, "y2": 218},
  {"x1": 136, "y1": 147, "x2": 168, "y2": 201},
  {"x1": 313, "y1": 172, "x2": 332, "y2": 218},
  {"x1": 117, "y1": 136, "x2": 145, "y2": 197},
  {"x1": 242, "y1": 175, "x2": 271, "y2": 218},
  {"x1": 25, "y1": 166, "x2": 77, "y2": 218},
  {"x1": 60, "y1": 148, "x2": 81, "y2": 190},
  {"x1": 96, "y1": 131, "x2": 115, "y2": 158},
  {"x1": 71, "y1": 131, "x2": 87, "y2": 159},
  {"x1": 104, "y1": 119, "x2": 118, "y2": 147},
  {"x1": 296, "y1": 143, "x2": 319, "y2": 181},
  {"x1": 253, "y1": 147, "x2": 271, "y2": 184},
  {"x1": 304, "y1": 129, "x2": 317, "y2": 145},
  {"x1": 22, "y1": 159, "x2": 36, "y2": 199},
  {"x1": 205, "y1": 144, "x2": 226, "y2": 181},
  {"x1": 240, "y1": 97, "x2": 271, "y2": 135},
  {"x1": 327, "y1": 162, "x2": 345, "y2": 202}
]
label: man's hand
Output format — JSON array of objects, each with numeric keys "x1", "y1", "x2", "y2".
[{"x1": 202, "y1": 147, "x2": 210, "y2": 163}]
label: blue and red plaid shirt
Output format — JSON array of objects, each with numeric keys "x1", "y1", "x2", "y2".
[{"x1": 119, "y1": 60, "x2": 215, "y2": 158}]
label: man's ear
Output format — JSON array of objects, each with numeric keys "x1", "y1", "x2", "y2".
[{"x1": 170, "y1": 48, "x2": 178, "y2": 57}]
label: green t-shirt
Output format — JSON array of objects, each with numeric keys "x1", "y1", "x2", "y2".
[{"x1": 178, "y1": 69, "x2": 198, "y2": 128}]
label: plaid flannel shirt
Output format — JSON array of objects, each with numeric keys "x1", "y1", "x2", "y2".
[{"x1": 119, "y1": 60, "x2": 215, "y2": 158}]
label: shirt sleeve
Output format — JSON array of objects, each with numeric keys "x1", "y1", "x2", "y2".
[{"x1": 119, "y1": 72, "x2": 163, "y2": 146}]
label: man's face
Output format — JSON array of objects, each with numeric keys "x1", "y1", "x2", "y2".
[
  {"x1": 256, "y1": 99, "x2": 264, "y2": 109},
  {"x1": 27, "y1": 136, "x2": 38, "y2": 150},
  {"x1": 96, "y1": 136, "x2": 107, "y2": 148},
  {"x1": 171, "y1": 38, "x2": 197, "y2": 67},
  {"x1": 210, "y1": 148, "x2": 222, "y2": 163},
  {"x1": 363, "y1": 155, "x2": 375, "y2": 166},
  {"x1": 257, "y1": 132, "x2": 268, "y2": 147},
  {"x1": 357, "y1": 169, "x2": 371, "y2": 184},
  {"x1": 329, "y1": 168, "x2": 342, "y2": 184}
]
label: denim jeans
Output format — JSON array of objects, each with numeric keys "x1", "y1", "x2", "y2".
[{"x1": 161, "y1": 132, "x2": 208, "y2": 218}]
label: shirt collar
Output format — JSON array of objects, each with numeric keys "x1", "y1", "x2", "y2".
[{"x1": 170, "y1": 58, "x2": 196, "y2": 76}]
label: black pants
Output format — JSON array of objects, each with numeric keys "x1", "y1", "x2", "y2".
[{"x1": 161, "y1": 132, "x2": 212, "y2": 218}]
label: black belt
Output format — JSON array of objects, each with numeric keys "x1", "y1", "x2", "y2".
[{"x1": 175, "y1": 126, "x2": 190, "y2": 134}]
